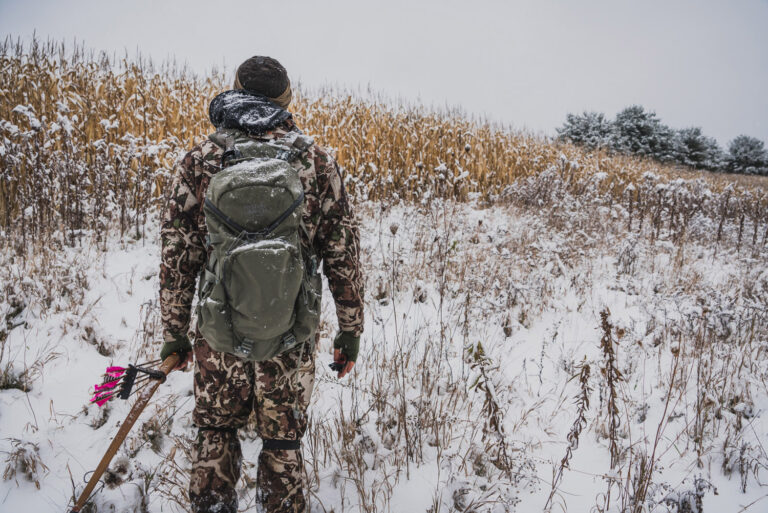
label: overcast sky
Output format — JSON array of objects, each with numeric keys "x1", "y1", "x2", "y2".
[{"x1": 1, "y1": 0, "x2": 767, "y2": 146}]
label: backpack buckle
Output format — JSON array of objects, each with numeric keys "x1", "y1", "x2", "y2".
[
  {"x1": 309, "y1": 255, "x2": 319, "y2": 276},
  {"x1": 235, "y1": 338, "x2": 254, "y2": 356},
  {"x1": 275, "y1": 149, "x2": 298, "y2": 162},
  {"x1": 222, "y1": 147, "x2": 243, "y2": 165},
  {"x1": 281, "y1": 332, "x2": 296, "y2": 348}
]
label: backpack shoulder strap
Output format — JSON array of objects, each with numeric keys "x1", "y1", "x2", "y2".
[
  {"x1": 281, "y1": 131, "x2": 314, "y2": 152},
  {"x1": 208, "y1": 129, "x2": 243, "y2": 165}
]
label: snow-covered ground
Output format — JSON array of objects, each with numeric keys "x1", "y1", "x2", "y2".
[{"x1": 1, "y1": 196, "x2": 768, "y2": 512}]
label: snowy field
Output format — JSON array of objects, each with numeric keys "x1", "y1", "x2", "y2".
[{"x1": 2, "y1": 188, "x2": 768, "y2": 512}]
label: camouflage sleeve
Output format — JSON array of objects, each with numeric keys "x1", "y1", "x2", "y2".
[
  {"x1": 314, "y1": 149, "x2": 365, "y2": 337},
  {"x1": 159, "y1": 149, "x2": 208, "y2": 343}
]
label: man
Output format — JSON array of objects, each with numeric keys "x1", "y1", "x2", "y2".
[{"x1": 158, "y1": 56, "x2": 364, "y2": 513}]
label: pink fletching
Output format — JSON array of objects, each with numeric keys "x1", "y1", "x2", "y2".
[
  {"x1": 94, "y1": 381, "x2": 119, "y2": 392},
  {"x1": 90, "y1": 390, "x2": 114, "y2": 404},
  {"x1": 106, "y1": 366, "x2": 125, "y2": 378},
  {"x1": 94, "y1": 396, "x2": 112, "y2": 407}
]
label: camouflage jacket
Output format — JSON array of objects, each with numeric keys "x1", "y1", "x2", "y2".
[{"x1": 159, "y1": 119, "x2": 364, "y2": 345}]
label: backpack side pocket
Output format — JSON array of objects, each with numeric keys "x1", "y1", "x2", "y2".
[{"x1": 197, "y1": 268, "x2": 236, "y2": 353}]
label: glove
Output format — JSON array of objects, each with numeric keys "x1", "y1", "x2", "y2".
[
  {"x1": 160, "y1": 332, "x2": 192, "y2": 361},
  {"x1": 333, "y1": 331, "x2": 360, "y2": 363}
]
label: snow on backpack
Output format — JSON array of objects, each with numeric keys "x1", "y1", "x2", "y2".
[{"x1": 196, "y1": 128, "x2": 321, "y2": 360}]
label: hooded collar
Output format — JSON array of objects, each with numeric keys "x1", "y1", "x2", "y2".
[{"x1": 208, "y1": 89, "x2": 292, "y2": 136}]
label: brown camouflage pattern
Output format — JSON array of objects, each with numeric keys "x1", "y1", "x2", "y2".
[
  {"x1": 190, "y1": 336, "x2": 315, "y2": 512},
  {"x1": 159, "y1": 118, "x2": 365, "y2": 344},
  {"x1": 189, "y1": 429, "x2": 240, "y2": 513},
  {"x1": 258, "y1": 449, "x2": 306, "y2": 512}
]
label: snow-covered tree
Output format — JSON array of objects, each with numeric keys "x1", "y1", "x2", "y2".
[
  {"x1": 674, "y1": 127, "x2": 723, "y2": 171},
  {"x1": 557, "y1": 111, "x2": 613, "y2": 150},
  {"x1": 610, "y1": 105, "x2": 677, "y2": 163},
  {"x1": 725, "y1": 135, "x2": 768, "y2": 175},
  {"x1": 555, "y1": 106, "x2": 765, "y2": 176}
]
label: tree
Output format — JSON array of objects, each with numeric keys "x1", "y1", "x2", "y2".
[
  {"x1": 725, "y1": 135, "x2": 768, "y2": 175},
  {"x1": 557, "y1": 111, "x2": 614, "y2": 150},
  {"x1": 610, "y1": 105, "x2": 677, "y2": 163},
  {"x1": 674, "y1": 127, "x2": 723, "y2": 171}
]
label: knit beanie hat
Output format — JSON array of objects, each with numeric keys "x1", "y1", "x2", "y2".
[{"x1": 233, "y1": 56, "x2": 292, "y2": 109}]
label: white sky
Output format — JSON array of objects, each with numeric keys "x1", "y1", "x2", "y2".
[{"x1": 1, "y1": 0, "x2": 767, "y2": 146}]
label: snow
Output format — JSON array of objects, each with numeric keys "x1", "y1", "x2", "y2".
[
  {"x1": 1, "y1": 198, "x2": 767, "y2": 512},
  {"x1": 11, "y1": 104, "x2": 42, "y2": 130}
]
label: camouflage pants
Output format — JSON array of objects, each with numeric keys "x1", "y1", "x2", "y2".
[{"x1": 189, "y1": 335, "x2": 315, "y2": 513}]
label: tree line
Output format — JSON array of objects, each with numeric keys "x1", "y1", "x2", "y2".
[{"x1": 557, "y1": 105, "x2": 768, "y2": 176}]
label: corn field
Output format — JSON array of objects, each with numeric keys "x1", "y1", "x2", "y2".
[
  {"x1": 3, "y1": 37, "x2": 768, "y2": 513},
  {"x1": 1, "y1": 37, "x2": 767, "y2": 252}
]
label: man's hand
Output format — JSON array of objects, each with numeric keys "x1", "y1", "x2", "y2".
[
  {"x1": 174, "y1": 350, "x2": 194, "y2": 371},
  {"x1": 160, "y1": 333, "x2": 193, "y2": 371},
  {"x1": 332, "y1": 332, "x2": 359, "y2": 379}
]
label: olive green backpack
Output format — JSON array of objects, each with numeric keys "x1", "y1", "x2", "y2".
[{"x1": 196, "y1": 128, "x2": 321, "y2": 361}]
